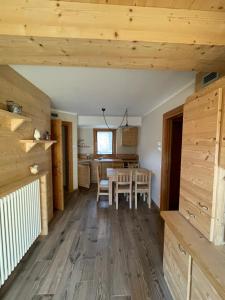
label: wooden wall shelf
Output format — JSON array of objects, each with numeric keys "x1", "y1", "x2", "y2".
[
  {"x1": 0, "y1": 109, "x2": 32, "y2": 131},
  {"x1": 20, "y1": 140, "x2": 56, "y2": 152}
]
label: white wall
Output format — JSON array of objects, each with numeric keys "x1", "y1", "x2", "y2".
[
  {"x1": 52, "y1": 109, "x2": 78, "y2": 190},
  {"x1": 78, "y1": 115, "x2": 142, "y2": 128},
  {"x1": 138, "y1": 81, "x2": 195, "y2": 207},
  {"x1": 78, "y1": 127, "x2": 93, "y2": 155}
]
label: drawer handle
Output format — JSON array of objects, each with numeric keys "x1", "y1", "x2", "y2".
[
  {"x1": 187, "y1": 210, "x2": 196, "y2": 219},
  {"x1": 178, "y1": 243, "x2": 186, "y2": 255},
  {"x1": 198, "y1": 202, "x2": 208, "y2": 211}
]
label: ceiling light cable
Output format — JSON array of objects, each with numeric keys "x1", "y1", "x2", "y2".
[{"x1": 101, "y1": 108, "x2": 128, "y2": 130}]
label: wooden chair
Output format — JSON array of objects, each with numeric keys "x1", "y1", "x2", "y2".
[
  {"x1": 128, "y1": 162, "x2": 139, "y2": 168},
  {"x1": 96, "y1": 163, "x2": 109, "y2": 202},
  {"x1": 115, "y1": 169, "x2": 132, "y2": 210},
  {"x1": 134, "y1": 170, "x2": 151, "y2": 209}
]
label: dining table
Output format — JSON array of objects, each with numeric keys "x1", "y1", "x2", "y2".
[{"x1": 106, "y1": 167, "x2": 149, "y2": 205}]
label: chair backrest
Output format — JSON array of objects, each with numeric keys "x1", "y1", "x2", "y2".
[
  {"x1": 116, "y1": 169, "x2": 132, "y2": 186},
  {"x1": 128, "y1": 162, "x2": 139, "y2": 168},
  {"x1": 135, "y1": 170, "x2": 150, "y2": 186}
]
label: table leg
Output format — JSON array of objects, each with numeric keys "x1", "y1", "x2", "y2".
[{"x1": 109, "y1": 178, "x2": 113, "y2": 205}]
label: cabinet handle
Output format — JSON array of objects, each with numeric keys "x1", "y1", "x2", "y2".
[
  {"x1": 187, "y1": 210, "x2": 196, "y2": 219},
  {"x1": 178, "y1": 243, "x2": 186, "y2": 255},
  {"x1": 198, "y1": 202, "x2": 208, "y2": 211}
]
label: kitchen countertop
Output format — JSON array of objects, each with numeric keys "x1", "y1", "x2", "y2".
[{"x1": 94, "y1": 159, "x2": 124, "y2": 163}]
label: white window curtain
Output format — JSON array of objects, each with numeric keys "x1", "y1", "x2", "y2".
[{"x1": 97, "y1": 131, "x2": 113, "y2": 154}]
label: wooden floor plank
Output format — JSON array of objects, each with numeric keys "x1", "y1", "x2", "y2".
[{"x1": 1, "y1": 186, "x2": 171, "y2": 300}]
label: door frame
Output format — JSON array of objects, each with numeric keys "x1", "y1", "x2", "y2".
[
  {"x1": 160, "y1": 105, "x2": 183, "y2": 211},
  {"x1": 62, "y1": 121, "x2": 74, "y2": 193},
  {"x1": 51, "y1": 119, "x2": 64, "y2": 211}
]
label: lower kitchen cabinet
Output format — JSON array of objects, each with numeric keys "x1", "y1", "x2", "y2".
[{"x1": 78, "y1": 163, "x2": 91, "y2": 189}]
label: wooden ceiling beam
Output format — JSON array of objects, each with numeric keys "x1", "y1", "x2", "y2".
[
  {"x1": 58, "y1": 1, "x2": 225, "y2": 12},
  {"x1": 0, "y1": 1, "x2": 225, "y2": 71},
  {"x1": 1, "y1": 1, "x2": 225, "y2": 45}
]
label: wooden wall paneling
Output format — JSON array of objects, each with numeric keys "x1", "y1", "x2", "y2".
[
  {"x1": 179, "y1": 88, "x2": 220, "y2": 241},
  {"x1": 0, "y1": 65, "x2": 53, "y2": 221},
  {"x1": 51, "y1": 119, "x2": 64, "y2": 211},
  {"x1": 0, "y1": 1, "x2": 225, "y2": 71},
  {"x1": 39, "y1": 173, "x2": 49, "y2": 235},
  {"x1": 180, "y1": 80, "x2": 225, "y2": 245},
  {"x1": 211, "y1": 88, "x2": 225, "y2": 245}
]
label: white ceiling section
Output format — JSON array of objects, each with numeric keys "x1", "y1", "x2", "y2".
[{"x1": 11, "y1": 65, "x2": 195, "y2": 117}]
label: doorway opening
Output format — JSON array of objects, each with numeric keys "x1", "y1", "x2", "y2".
[
  {"x1": 160, "y1": 105, "x2": 183, "y2": 211},
  {"x1": 62, "y1": 121, "x2": 73, "y2": 198},
  {"x1": 51, "y1": 119, "x2": 73, "y2": 211}
]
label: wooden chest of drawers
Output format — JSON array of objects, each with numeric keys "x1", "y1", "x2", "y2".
[
  {"x1": 161, "y1": 211, "x2": 225, "y2": 300},
  {"x1": 163, "y1": 225, "x2": 191, "y2": 300}
]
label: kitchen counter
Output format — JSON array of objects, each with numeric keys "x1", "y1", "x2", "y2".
[{"x1": 94, "y1": 158, "x2": 123, "y2": 163}]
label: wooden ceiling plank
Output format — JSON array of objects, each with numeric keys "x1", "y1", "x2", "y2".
[
  {"x1": 1, "y1": 1, "x2": 225, "y2": 46},
  {"x1": 56, "y1": 0, "x2": 225, "y2": 12}
]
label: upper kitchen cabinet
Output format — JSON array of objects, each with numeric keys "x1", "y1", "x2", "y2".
[{"x1": 121, "y1": 127, "x2": 138, "y2": 146}]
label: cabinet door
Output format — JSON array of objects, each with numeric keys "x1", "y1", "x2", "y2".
[
  {"x1": 78, "y1": 164, "x2": 90, "y2": 189},
  {"x1": 122, "y1": 127, "x2": 138, "y2": 146},
  {"x1": 179, "y1": 89, "x2": 221, "y2": 241},
  {"x1": 163, "y1": 225, "x2": 191, "y2": 300},
  {"x1": 191, "y1": 261, "x2": 222, "y2": 300}
]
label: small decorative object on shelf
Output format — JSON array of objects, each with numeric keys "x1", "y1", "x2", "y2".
[
  {"x1": 43, "y1": 131, "x2": 51, "y2": 140},
  {"x1": 34, "y1": 128, "x2": 41, "y2": 140},
  {"x1": 29, "y1": 164, "x2": 39, "y2": 175},
  {"x1": 6, "y1": 100, "x2": 23, "y2": 114}
]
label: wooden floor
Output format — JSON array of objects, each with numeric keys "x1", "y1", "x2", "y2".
[{"x1": 1, "y1": 187, "x2": 172, "y2": 300}]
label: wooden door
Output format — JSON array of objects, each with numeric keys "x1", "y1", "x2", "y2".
[{"x1": 51, "y1": 119, "x2": 64, "y2": 211}]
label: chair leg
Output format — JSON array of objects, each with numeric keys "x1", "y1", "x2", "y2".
[
  {"x1": 96, "y1": 189, "x2": 99, "y2": 202},
  {"x1": 116, "y1": 192, "x2": 118, "y2": 210},
  {"x1": 135, "y1": 192, "x2": 137, "y2": 209},
  {"x1": 148, "y1": 191, "x2": 151, "y2": 208},
  {"x1": 144, "y1": 193, "x2": 147, "y2": 202},
  {"x1": 129, "y1": 191, "x2": 132, "y2": 209}
]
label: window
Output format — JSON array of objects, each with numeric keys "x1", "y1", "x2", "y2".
[{"x1": 93, "y1": 129, "x2": 116, "y2": 156}]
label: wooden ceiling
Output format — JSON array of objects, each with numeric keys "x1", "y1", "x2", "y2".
[
  {"x1": 66, "y1": 0, "x2": 225, "y2": 12},
  {"x1": 0, "y1": 0, "x2": 225, "y2": 72}
]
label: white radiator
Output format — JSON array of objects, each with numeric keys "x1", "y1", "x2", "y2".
[{"x1": 0, "y1": 179, "x2": 41, "y2": 287}]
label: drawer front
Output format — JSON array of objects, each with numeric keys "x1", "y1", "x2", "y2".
[
  {"x1": 180, "y1": 178, "x2": 212, "y2": 217},
  {"x1": 179, "y1": 197, "x2": 212, "y2": 240},
  {"x1": 163, "y1": 225, "x2": 190, "y2": 300},
  {"x1": 191, "y1": 262, "x2": 222, "y2": 300}
]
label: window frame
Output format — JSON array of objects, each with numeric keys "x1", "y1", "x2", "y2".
[{"x1": 93, "y1": 128, "x2": 116, "y2": 158}]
